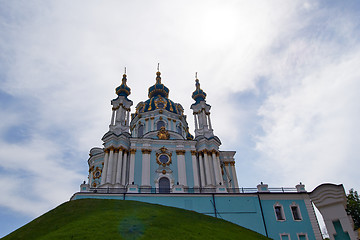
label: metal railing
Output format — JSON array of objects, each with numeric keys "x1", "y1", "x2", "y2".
[{"x1": 87, "y1": 187, "x2": 299, "y2": 194}]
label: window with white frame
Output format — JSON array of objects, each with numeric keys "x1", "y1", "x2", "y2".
[
  {"x1": 280, "y1": 233, "x2": 291, "y2": 240},
  {"x1": 274, "y1": 203, "x2": 285, "y2": 221},
  {"x1": 290, "y1": 203, "x2": 302, "y2": 221},
  {"x1": 297, "y1": 233, "x2": 308, "y2": 240}
]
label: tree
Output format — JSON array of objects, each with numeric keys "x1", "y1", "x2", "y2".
[{"x1": 346, "y1": 188, "x2": 360, "y2": 230}]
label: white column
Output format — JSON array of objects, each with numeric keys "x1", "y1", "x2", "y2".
[
  {"x1": 225, "y1": 163, "x2": 232, "y2": 187},
  {"x1": 191, "y1": 151, "x2": 200, "y2": 187},
  {"x1": 212, "y1": 151, "x2": 221, "y2": 186},
  {"x1": 106, "y1": 148, "x2": 114, "y2": 183},
  {"x1": 208, "y1": 153, "x2": 216, "y2": 185},
  {"x1": 110, "y1": 109, "x2": 116, "y2": 125},
  {"x1": 194, "y1": 114, "x2": 198, "y2": 130},
  {"x1": 121, "y1": 151, "x2": 128, "y2": 185},
  {"x1": 115, "y1": 149, "x2": 123, "y2": 185},
  {"x1": 230, "y1": 163, "x2": 239, "y2": 188},
  {"x1": 150, "y1": 117, "x2": 154, "y2": 131},
  {"x1": 199, "y1": 153, "x2": 206, "y2": 187},
  {"x1": 128, "y1": 149, "x2": 136, "y2": 184},
  {"x1": 111, "y1": 150, "x2": 118, "y2": 184},
  {"x1": 207, "y1": 114, "x2": 212, "y2": 130},
  {"x1": 141, "y1": 149, "x2": 151, "y2": 186},
  {"x1": 126, "y1": 110, "x2": 130, "y2": 126},
  {"x1": 145, "y1": 119, "x2": 149, "y2": 132},
  {"x1": 203, "y1": 151, "x2": 212, "y2": 185},
  {"x1": 100, "y1": 150, "x2": 109, "y2": 185},
  {"x1": 176, "y1": 150, "x2": 187, "y2": 186},
  {"x1": 215, "y1": 153, "x2": 224, "y2": 185},
  {"x1": 198, "y1": 112, "x2": 203, "y2": 128},
  {"x1": 89, "y1": 166, "x2": 94, "y2": 187}
]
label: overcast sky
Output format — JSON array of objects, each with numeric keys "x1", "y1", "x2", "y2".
[{"x1": 1, "y1": 0, "x2": 360, "y2": 237}]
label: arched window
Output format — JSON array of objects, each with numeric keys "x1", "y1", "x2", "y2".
[
  {"x1": 157, "y1": 120, "x2": 165, "y2": 130},
  {"x1": 159, "y1": 177, "x2": 170, "y2": 193},
  {"x1": 177, "y1": 125, "x2": 182, "y2": 135},
  {"x1": 138, "y1": 124, "x2": 144, "y2": 137},
  {"x1": 274, "y1": 203, "x2": 285, "y2": 221},
  {"x1": 290, "y1": 203, "x2": 302, "y2": 221}
]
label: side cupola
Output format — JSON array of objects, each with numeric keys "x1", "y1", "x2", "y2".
[
  {"x1": 108, "y1": 72, "x2": 133, "y2": 135},
  {"x1": 190, "y1": 74, "x2": 214, "y2": 139}
]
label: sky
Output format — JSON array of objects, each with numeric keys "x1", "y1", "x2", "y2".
[{"x1": 1, "y1": 0, "x2": 360, "y2": 237}]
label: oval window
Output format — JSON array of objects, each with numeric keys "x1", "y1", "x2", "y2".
[{"x1": 159, "y1": 154, "x2": 169, "y2": 164}]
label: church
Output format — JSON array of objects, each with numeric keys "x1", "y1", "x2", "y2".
[{"x1": 71, "y1": 70, "x2": 357, "y2": 240}]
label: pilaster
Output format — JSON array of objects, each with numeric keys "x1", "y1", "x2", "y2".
[
  {"x1": 191, "y1": 150, "x2": 200, "y2": 188},
  {"x1": 141, "y1": 149, "x2": 152, "y2": 186},
  {"x1": 128, "y1": 149, "x2": 136, "y2": 184}
]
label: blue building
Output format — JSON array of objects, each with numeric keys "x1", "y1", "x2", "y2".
[{"x1": 71, "y1": 70, "x2": 357, "y2": 240}]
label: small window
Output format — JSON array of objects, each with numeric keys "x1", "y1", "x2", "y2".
[
  {"x1": 291, "y1": 205, "x2": 302, "y2": 221},
  {"x1": 280, "y1": 233, "x2": 290, "y2": 240},
  {"x1": 157, "y1": 120, "x2": 165, "y2": 130},
  {"x1": 274, "y1": 204, "x2": 285, "y2": 221},
  {"x1": 297, "y1": 233, "x2": 307, "y2": 240},
  {"x1": 138, "y1": 124, "x2": 144, "y2": 137}
]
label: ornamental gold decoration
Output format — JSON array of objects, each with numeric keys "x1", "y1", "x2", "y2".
[
  {"x1": 147, "y1": 97, "x2": 153, "y2": 111},
  {"x1": 155, "y1": 96, "x2": 167, "y2": 109},
  {"x1": 176, "y1": 150, "x2": 186, "y2": 155},
  {"x1": 92, "y1": 166, "x2": 102, "y2": 179},
  {"x1": 157, "y1": 126, "x2": 170, "y2": 140},
  {"x1": 156, "y1": 152, "x2": 172, "y2": 166},
  {"x1": 141, "y1": 149, "x2": 152, "y2": 154}
]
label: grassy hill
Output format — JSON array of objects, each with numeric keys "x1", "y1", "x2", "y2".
[{"x1": 2, "y1": 199, "x2": 270, "y2": 240}]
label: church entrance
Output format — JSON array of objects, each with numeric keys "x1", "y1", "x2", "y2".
[{"x1": 159, "y1": 177, "x2": 170, "y2": 193}]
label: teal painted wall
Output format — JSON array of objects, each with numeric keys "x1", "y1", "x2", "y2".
[
  {"x1": 134, "y1": 150, "x2": 142, "y2": 185},
  {"x1": 261, "y1": 199, "x2": 315, "y2": 240},
  {"x1": 185, "y1": 151, "x2": 194, "y2": 187}
]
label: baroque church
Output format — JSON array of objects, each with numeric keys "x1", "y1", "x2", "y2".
[{"x1": 71, "y1": 70, "x2": 357, "y2": 240}]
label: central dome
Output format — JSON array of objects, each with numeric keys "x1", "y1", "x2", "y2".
[{"x1": 134, "y1": 71, "x2": 184, "y2": 116}]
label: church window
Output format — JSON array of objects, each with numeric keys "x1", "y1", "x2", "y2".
[
  {"x1": 159, "y1": 154, "x2": 170, "y2": 164},
  {"x1": 291, "y1": 204, "x2": 302, "y2": 221},
  {"x1": 138, "y1": 124, "x2": 144, "y2": 137},
  {"x1": 157, "y1": 120, "x2": 165, "y2": 130},
  {"x1": 157, "y1": 153, "x2": 171, "y2": 166},
  {"x1": 177, "y1": 125, "x2": 182, "y2": 135},
  {"x1": 274, "y1": 203, "x2": 285, "y2": 221}
]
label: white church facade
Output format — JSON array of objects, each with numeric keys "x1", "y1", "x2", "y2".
[{"x1": 71, "y1": 70, "x2": 357, "y2": 240}]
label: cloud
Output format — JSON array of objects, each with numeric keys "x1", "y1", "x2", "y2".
[{"x1": 254, "y1": 6, "x2": 360, "y2": 190}]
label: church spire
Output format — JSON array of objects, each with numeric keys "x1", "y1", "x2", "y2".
[
  {"x1": 115, "y1": 68, "x2": 131, "y2": 97},
  {"x1": 192, "y1": 72, "x2": 207, "y2": 103},
  {"x1": 190, "y1": 73, "x2": 213, "y2": 139}
]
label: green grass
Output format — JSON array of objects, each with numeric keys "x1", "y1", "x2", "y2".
[{"x1": 2, "y1": 199, "x2": 270, "y2": 240}]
